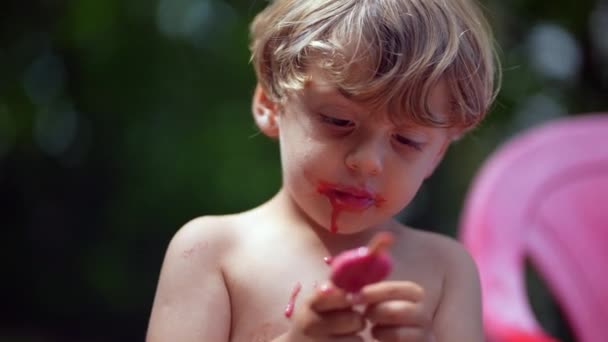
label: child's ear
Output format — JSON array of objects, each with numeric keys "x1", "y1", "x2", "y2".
[{"x1": 252, "y1": 83, "x2": 279, "y2": 138}]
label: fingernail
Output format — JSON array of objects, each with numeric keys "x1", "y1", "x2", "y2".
[{"x1": 319, "y1": 283, "x2": 333, "y2": 294}]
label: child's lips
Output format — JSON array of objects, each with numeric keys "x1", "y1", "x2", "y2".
[
  {"x1": 330, "y1": 189, "x2": 375, "y2": 210},
  {"x1": 320, "y1": 184, "x2": 383, "y2": 211}
]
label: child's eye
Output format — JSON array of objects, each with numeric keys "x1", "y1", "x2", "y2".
[
  {"x1": 393, "y1": 134, "x2": 423, "y2": 151},
  {"x1": 319, "y1": 114, "x2": 355, "y2": 128}
]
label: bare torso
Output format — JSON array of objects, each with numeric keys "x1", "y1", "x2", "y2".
[{"x1": 221, "y1": 205, "x2": 447, "y2": 342}]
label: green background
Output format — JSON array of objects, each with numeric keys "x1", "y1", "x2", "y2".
[{"x1": 1, "y1": 0, "x2": 606, "y2": 341}]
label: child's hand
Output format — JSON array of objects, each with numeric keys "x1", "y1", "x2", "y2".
[
  {"x1": 358, "y1": 281, "x2": 434, "y2": 342},
  {"x1": 285, "y1": 283, "x2": 366, "y2": 341}
]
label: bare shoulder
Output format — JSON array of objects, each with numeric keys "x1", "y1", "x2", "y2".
[
  {"x1": 165, "y1": 214, "x2": 238, "y2": 261},
  {"x1": 147, "y1": 214, "x2": 243, "y2": 342},
  {"x1": 400, "y1": 227, "x2": 483, "y2": 341},
  {"x1": 401, "y1": 227, "x2": 478, "y2": 275}
]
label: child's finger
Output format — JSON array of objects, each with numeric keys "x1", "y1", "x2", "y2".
[
  {"x1": 330, "y1": 335, "x2": 365, "y2": 342},
  {"x1": 309, "y1": 282, "x2": 353, "y2": 312},
  {"x1": 357, "y1": 280, "x2": 425, "y2": 305},
  {"x1": 371, "y1": 325, "x2": 431, "y2": 342},
  {"x1": 365, "y1": 299, "x2": 430, "y2": 327},
  {"x1": 300, "y1": 309, "x2": 366, "y2": 337}
]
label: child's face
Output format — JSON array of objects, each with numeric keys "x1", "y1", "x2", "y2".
[{"x1": 256, "y1": 69, "x2": 452, "y2": 234}]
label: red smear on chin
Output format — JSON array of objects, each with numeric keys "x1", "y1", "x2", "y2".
[
  {"x1": 284, "y1": 282, "x2": 302, "y2": 318},
  {"x1": 317, "y1": 181, "x2": 385, "y2": 233}
]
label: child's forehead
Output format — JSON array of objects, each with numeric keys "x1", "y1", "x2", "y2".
[
  {"x1": 303, "y1": 67, "x2": 341, "y2": 97},
  {"x1": 297, "y1": 66, "x2": 452, "y2": 125},
  {"x1": 298, "y1": 65, "x2": 370, "y2": 109}
]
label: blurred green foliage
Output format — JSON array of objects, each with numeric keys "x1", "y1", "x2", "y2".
[{"x1": 1, "y1": 0, "x2": 606, "y2": 341}]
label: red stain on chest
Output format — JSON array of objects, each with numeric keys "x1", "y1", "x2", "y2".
[{"x1": 284, "y1": 282, "x2": 302, "y2": 318}]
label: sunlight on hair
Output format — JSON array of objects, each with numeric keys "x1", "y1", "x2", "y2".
[{"x1": 250, "y1": 0, "x2": 501, "y2": 131}]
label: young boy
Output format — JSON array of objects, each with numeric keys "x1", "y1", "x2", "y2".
[{"x1": 147, "y1": 0, "x2": 499, "y2": 340}]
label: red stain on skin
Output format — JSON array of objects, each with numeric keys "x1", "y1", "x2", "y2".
[
  {"x1": 180, "y1": 241, "x2": 209, "y2": 259},
  {"x1": 284, "y1": 282, "x2": 302, "y2": 318},
  {"x1": 317, "y1": 181, "x2": 385, "y2": 233}
]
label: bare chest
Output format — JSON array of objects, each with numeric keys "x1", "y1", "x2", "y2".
[
  {"x1": 224, "y1": 247, "x2": 330, "y2": 341},
  {"x1": 223, "y1": 245, "x2": 443, "y2": 342}
]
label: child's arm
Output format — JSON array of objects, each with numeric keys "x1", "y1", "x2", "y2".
[
  {"x1": 146, "y1": 217, "x2": 231, "y2": 342},
  {"x1": 432, "y1": 239, "x2": 484, "y2": 341}
]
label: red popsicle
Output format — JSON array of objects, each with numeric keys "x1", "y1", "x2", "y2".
[{"x1": 329, "y1": 232, "x2": 394, "y2": 293}]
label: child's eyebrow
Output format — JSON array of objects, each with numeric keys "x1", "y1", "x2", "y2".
[{"x1": 394, "y1": 124, "x2": 432, "y2": 137}]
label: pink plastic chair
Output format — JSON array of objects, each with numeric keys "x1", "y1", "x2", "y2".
[{"x1": 458, "y1": 113, "x2": 608, "y2": 342}]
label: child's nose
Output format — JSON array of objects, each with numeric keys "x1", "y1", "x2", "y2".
[{"x1": 345, "y1": 140, "x2": 384, "y2": 176}]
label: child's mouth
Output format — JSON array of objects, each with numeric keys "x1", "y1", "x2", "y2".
[
  {"x1": 317, "y1": 181, "x2": 386, "y2": 233},
  {"x1": 329, "y1": 189, "x2": 375, "y2": 210},
  {"x1": 317, "y1": 182, "x2": 384, "y2": 211}
]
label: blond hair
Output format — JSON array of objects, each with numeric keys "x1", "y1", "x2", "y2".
[{"x1": 249, "y1": 0, "x2": 501, "y2": 130}]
